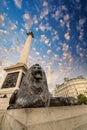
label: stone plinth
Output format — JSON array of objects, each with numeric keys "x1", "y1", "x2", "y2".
[
  {"x1": 1, "y1": 63, "x2": 28, "y2": 89},
  {"x1": 0, "y1": 63, "x2": 28, "y2": 110},
  {"x1": 0, "y1": 105, "x2": 87, "y2": 130}
]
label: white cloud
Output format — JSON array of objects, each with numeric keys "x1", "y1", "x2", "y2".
[
  {"x1": 52, "y1": 35, "x2": 59, "y2": 41},
  {"x1": 64, "y1": 14, "x2": 70, "y2": 21},
  {"x1": 56, "y1": 47, "x2": 61, "y2": 51},
  {"x1": 42, "y1": 61, "x2": 46, "y2": 65},
  {"x1": 39, "y1": 23, "x2": 52, "y2": 32},
  {"x1": 55, "y1": 10, "x2": 60, "y2": 17},
  {"x1": 14, "y1": 0, "x2": 22, "y2": 9},
  {"x1": 10, "y1": 23, "x2": 17, "y2": 31},
  {"x1": 60, "y1": 19, "x2": 65, "y2": 26},
  {"x1": 52, "y1": 54, "x2": 59, "y2": 61},
  {"x1": 54, "y1": 54, "x2": 58, "y2": 58},
  {"x1": 41, "y1": 36, "x2": 50, "y2": 46},
  {"x1": 61, "y1": 5, "x2": 67, "y2": 11},
  {"x1": 63, "y1": 43, "x2": 69, "y2": 51},
  {"x1": 66, "y1": 22, "x2": 70, "y2": 31},
  {"x1": 64, "y1": 32, "x2": 70, "y2": 40},
  {"x1": 45, "y1": 39, "x2": 49, "y2": 44},
  {"x1": 52, "y1": 9, "x2": 60, "y2": 21},
  {"x1": 77, "y1": 18, "x2": 86, "y2": 32},
  {"x1": 47, "y1": 50, "x2": 52, "y2": 55},
  {"x1": 76, "y1": 45, "x2": 84, "y2": 57},
  {"x1": 79, "y1": 31, "x2": 84, "y2": 41},
  {"x1": 63, "y1": 52, "x2": 68, "y2": 58},
  {"x1": 45, "y1": 23, "x2": 52, "y2": 30},
  {"x1": 23, "y1": 13, "x2": 33, "y2": 30},
  {"x1": 23, "y1": 13, "x2": 30, "y2": 20},
  {"x1": 40, "y1": 9, "x2": 49, "y2": 20},
  {"x1": 43, "y1": 1, "x2": 48, "y2": 6},
  {"x1": 35, "y1": 27, "x2": 39, "y2": 31},
  {"x1": 79, "y1": 18, "x2": 86, "y2": 26},
  {"x1": 32, "y1": 47, "x2": 36, "y2": 51},
  {"x1": 62, "y1": 43, "x2": 73, "y2": 63},
  {"x1": 35, "y1": 51, "x2": 40, "y2": 56},
  {"x1": 69, "y1": 57, "x2": 73, "y2": 63},
  {"x1": 24, "y1": 22, "x2": 31, "y2": 31},
  {"x1": 40, "y1": 34, "x2": 47, "y2": 43},
  {"x1": 33, "y1": 15, "x2": 38, "y2": 24},
  {"x1": 0, "y1": 29, "x2": 8, "y2": 34},
  {"x1": 62, "y1": 51, "x2": 73, "y2": 63},
  {"x1": 0, "y1": 14, "x2": 4, "y2": 26},
  {"x1": 39, "y1": 24, "x2": 45, "y2": 31},
  {"x1": 20, "y1": 28, "x2": 25, "y2": 34}
]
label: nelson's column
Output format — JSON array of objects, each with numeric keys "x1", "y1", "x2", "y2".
[{"x1": 0, "y1": 31, "x2": 34, "y2": 109}]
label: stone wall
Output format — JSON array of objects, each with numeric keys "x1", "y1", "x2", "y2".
[{"x1": 0, "y1": 105, "x2": 87, "y2": 130}]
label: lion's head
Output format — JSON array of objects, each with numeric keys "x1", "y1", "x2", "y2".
[
  {"x1": 26, "y1": 64, "x2": 48, "y2": 91},
  {"x1": 31, "y1": 64, "x2": 45, "y2": 80},
  {"x1": 20, "y1": 63, "x2": 49, "y2": 94}
]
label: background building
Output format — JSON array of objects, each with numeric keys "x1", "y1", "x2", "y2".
[{"x1": 54, "y1": 76, "x2": 87, "y2": 98}]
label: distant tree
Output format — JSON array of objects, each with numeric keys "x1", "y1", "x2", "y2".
[{"x1": 77, "y1": 94, "x2": 87, "y2": 104}]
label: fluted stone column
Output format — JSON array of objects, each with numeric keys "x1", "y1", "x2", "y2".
[{"x1": 18, "y1": 32, "x2": 34, "y2": 65}]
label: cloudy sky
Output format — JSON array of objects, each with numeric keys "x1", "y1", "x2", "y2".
[{"x1": 0, "y1": 0, "x2": 87, "y2": 92}]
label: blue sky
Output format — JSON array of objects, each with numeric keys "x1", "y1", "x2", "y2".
[{"x1": 0, "y1": 0, "x2": 87, "y2": 91}]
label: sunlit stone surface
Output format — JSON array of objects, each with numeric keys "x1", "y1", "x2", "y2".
[{"x1": 0, "y1": 105, "x2": 87, "y2": 130}]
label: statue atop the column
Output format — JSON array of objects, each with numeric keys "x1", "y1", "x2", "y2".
[{"x1": 7, "y1": 64, "x2": 79, "y2": 109}]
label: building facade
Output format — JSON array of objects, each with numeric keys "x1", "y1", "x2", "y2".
[{"x1": 54, "y1": 76, "x2": 87, "y2": 98}]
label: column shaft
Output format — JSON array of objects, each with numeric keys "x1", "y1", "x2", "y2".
[{"x1": 18, "y1": 34, "x2": 32, "y2": 65}]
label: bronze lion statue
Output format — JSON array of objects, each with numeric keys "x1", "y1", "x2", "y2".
[{"x1": 8, "y1": 64, "x2": 50, "y2": 109}]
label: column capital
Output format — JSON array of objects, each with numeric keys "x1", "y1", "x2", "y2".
[{"x1": 27, "y1": 31, "x2": 34, "y2": 38}]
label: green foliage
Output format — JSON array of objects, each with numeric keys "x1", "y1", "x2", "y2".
[{"x1": 77, "y1": 94, "x2": 87, "y2": 104}]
